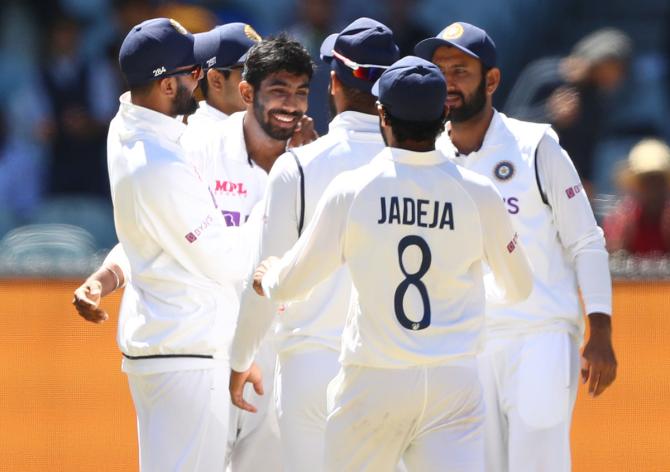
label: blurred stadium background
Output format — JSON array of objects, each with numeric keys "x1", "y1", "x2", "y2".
[{"x1": 0, "y1": 0, "x2": 668, "y2": 470}]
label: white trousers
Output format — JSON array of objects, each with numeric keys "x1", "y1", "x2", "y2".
[
  {"x1": 127, "y1": 364, "x2": 230, "y2": 472},
  {"x1": 325, "y1": 358, "x2": 484, "y2": 472},
  {"x1": 477, "y1": 331, "x2": 580, "y2": 472},
  {"x1": 227, "y1": 339, "x2": 283, "y2": 471},
  {"x1": 275, "y1": 346, "x2": 340, "y2": 472}
]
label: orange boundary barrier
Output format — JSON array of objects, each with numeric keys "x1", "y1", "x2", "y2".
[{"x1": 0, "y1": 279, "x2": 668, "y2": 470}]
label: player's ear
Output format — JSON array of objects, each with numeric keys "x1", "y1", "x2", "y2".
[
  {"x1": 330, "y1": 70, "x2": 340, "y2": 96},
  {"x1": 486, "y1": 67, "x2": 501, "y2": 96},
  {"x1": 239, "y1": 80, "x2": 253, "y2": 105},
  {"x1": 207, "y1": 69, "x2": 223, "y2": 92},
  {"x1": 158, "y1": 77, "x2": 178, "y2": 97},
  {"x1": 376, "y1": 103, "x2": 389, "y2": 127}
]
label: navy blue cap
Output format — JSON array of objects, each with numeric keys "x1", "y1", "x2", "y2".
[
  {"x1": 415, "y1": 22, "x2": 497, "y2": 68},
  {"x1": 119, "y1": 18, "x2": 197, "y2": 87},
  {"x1": 194, "y1": 23, "x2": 261, "y2": 70},
  {"x1": 372, "y1": 56, "x2": 446, "y2": 121},
  {"x1": 319, "y1": 17, "x2": 399, "y2": 92}
]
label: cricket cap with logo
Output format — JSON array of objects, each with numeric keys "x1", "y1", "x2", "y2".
[
  {"x1": 119, "y1": 17, "x2": 197, "y2": 87},
  {"x1": 415, "y1": 21, "x2": 497, "y2": 68},
  {"x1": 193, "y1": 23, "x2": 262, "y2": 70},
  {"x1": 319, "y1": 17, "x2": 400, "y2": 92},
  {"x1": 371, "y1": 56, "x2": 447, "y2": 122}
]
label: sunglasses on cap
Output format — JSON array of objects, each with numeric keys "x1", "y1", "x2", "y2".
[
  {"x1": 163, "y1": 64, "x2": 203, "y2": 80},
  {"x1": 332, "y1": 50, "x2": 388, "y2": 81}
]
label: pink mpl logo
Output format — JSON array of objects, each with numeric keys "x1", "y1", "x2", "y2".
[{"x1": 185, "y1": 232, "x2": 197, "y2": 243}]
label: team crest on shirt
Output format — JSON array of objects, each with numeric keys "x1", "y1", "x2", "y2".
[
  {"x1": 244, "y1": 24, "x2": 261, "y2": 42},
  {"x1": 493, "y1": 161, "x2": 515, "y2": 181},
  {"x1": 442, "y1": 23, "x2": 464, "y2": 40}
]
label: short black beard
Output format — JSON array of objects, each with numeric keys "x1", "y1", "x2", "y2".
[
  {"x1": 448, "y1": 75, "x2": 487, "y2": 123},
  {"x1": 171, "y1": 81, "x2": 198, "y2": 116},
  {"x1": 253, "y1": 93, "x2": 303, "y2": 141}
]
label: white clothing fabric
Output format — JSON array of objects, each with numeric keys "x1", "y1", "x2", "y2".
[
  {"x1": 477, "y1": 332, "x2": 580, "y2": 472},
  {"x1": 127, "y1": 362, "x2": 230, "y2": 472},
  {"x1": 437, "y1": 111, "x2": 609, "y2": 471},
  {"x1": 231, "y1": 111, "x2": 386, "y2": 372},
  {"x1": 438, "y1": 111, "x2": 611, "y2": 341},
  {"x1": 107, "y1": 92, "x2": 245, "y2": 370},
  {"x1": 191, "y1": 111, "x2": 268, "y2": 227},
  {"x1": 325, "y1": 358, "x2": 484, "y2": 472},
  {"x1": 274, "y1": 346, "x2": 340, "y2": 472},
  {"x1": 261, "y1": 147, "x2": 533, "y2": 368}
]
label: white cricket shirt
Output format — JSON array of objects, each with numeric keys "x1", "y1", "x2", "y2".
[
  {"x1": 230, "y1": 111, "x2": 385, "y2": 371},
  {"x1": 107, "y1": 92, "x2": 246, "y2": 374},
  {"x1": 261, "y1": 147, "x2": 533, "y2": 368},
  {"x1": 438, "y1": 111, "x2": 612, "y2": 339}
]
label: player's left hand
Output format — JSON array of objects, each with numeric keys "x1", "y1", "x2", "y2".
[
  {"x1": 581, "y1": 312, "x2": 617, "y2": 397},
  {"x1": 229, "y1": 363, "x2": 264, "y2": 413},
  {"x1": 252, "y1": 256, "x2": 279, "y2": 297},
  {"x1": 287, "y1": 115, "x2": 318, "y2": 148}
]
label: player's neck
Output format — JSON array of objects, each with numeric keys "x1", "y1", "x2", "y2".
[
  {"x1": 242, "y1": 113, "x2": 285, "y2": 174},
  {"x1": 448, "y1": 106, "x2": 494, "y2": 156}
]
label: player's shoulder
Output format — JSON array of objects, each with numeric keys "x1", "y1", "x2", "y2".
[
  {"x1": 290, "y1": 132, "x2": 342, "y2": 167},
  {"x1": 497, "y1": 112, "x2": 553, "y2": 145},
  {"x1": 441, "y1": 159, "x2": 503, "y2": 203}
]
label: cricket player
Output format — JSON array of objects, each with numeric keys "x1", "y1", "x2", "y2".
[
  {"x1": 415, "y1": 22, "x2": 617, "y2": 472},
  {"x1": 246, "y1": 55, "x2": 533, "y2": 471},
  {"x1": 104, "y1": 18, "x2": 247, "y2": 471},
  {"x1": 229, "y1": 18, "x2": 399, "y2": 471},
  {"x1": 74, "y1": 32, "x2": 315, "y2": 472}
]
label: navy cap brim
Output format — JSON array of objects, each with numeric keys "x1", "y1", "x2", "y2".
[
  {"x1": 415, "y1": 37, "x2": 480, "y2": 63},
  {"x1": 319, "y1": 33, "x2": 338, "y2": 63}
]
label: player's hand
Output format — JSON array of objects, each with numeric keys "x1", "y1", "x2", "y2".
[
  {"x1": 581, "y1": 313, "x2": 617, "y2": 397},
  {"x1": 229, "y1": 363, "x2": 264, "y2": 413},
  {"x1": 72, "y1": 280, "x2": 108, "y2": 324},
  {"x1": 252, "y1": 256, "x2": 279, "y2": 297},
  {"x1": 287, "y1": 115, "x2": 318, "y2": 148}
]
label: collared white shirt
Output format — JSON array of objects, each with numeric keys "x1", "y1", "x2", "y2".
[
  {"x1": 259, "y1": 147, "x2": 532, "y2": 368},
  {"x1": 108, "y1": 92, "x2": 245, "y2": 374},
  {"x1": 438, "y1": 110, "x2": 611, "y2": 339}
]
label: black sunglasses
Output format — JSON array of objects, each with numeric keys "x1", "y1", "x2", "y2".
[{"x1": 163, "y1": 64, "x2": 203, "y2": 79}]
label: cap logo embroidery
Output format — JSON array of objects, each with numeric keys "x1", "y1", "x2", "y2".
[
  {"x1": 153, "y1": 66, "x2": 166, "y2": 77},
  {"x1": 493, "y1": 161, "x2": 515, "y2": 181},
  {"x1": 244, "y1": 24, "x2": 261, "y2": 42},
  {"x1": 169, "y1": 18, "x2": 188, "y2": 35},
  {"x1": 206, "y1": 57, "x2": 216, "y2": 68},
  {"x1": 442, "y1": 23, "x2": 464, "y2": 40}
]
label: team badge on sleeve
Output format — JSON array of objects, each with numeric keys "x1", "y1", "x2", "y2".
[{"x1": 493, "y1": 161, "x2": 515, "y2": 181}]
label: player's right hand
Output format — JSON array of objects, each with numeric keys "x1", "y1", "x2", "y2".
[
  {"x1": 252, "y1": 256, "x2": 279, "y2": 297},
  {"x1": 230, "y1": 363, "x2": 264, "y2": 413},
  {"x1": 72, "y1": 280, "x2": 108, "y2": 324}
]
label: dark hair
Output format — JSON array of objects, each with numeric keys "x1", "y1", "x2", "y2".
[
  {"x1": 339, "y1": 82, "x2": 377, "y2": 114},
  {"x1": 384, "y1": 109, "x2": 447, "y2": 143},
  {"x1": 129, "y1": 80, "x2": 154, "y2": 97},
  {"x1": 243, "y1": 33, "x2": 314, "y2": 89}
]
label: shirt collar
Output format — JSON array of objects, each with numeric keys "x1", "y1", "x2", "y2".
[
  {"x1": 219, "y1": 111, "x2": 251, "y2": 164},
  {"x1": 329, "y1": 111, "x2": 380, "y2": 133},
  {"x1": 192, "y1": 100, "x2": 230, "y2": 123},
  {"x1": 379, "y1": 146, "x2": 450, "y2": 166},
  {"x1": 117, "y1": 92, "x2": 186, "y2": 144},
  {"x1": 438, "y1": 109, "x2": 508, "y2": 161}
]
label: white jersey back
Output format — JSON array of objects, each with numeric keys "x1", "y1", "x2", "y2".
[{"x1": 262, "y1": 147, "x2": 532, "y2": 368}]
